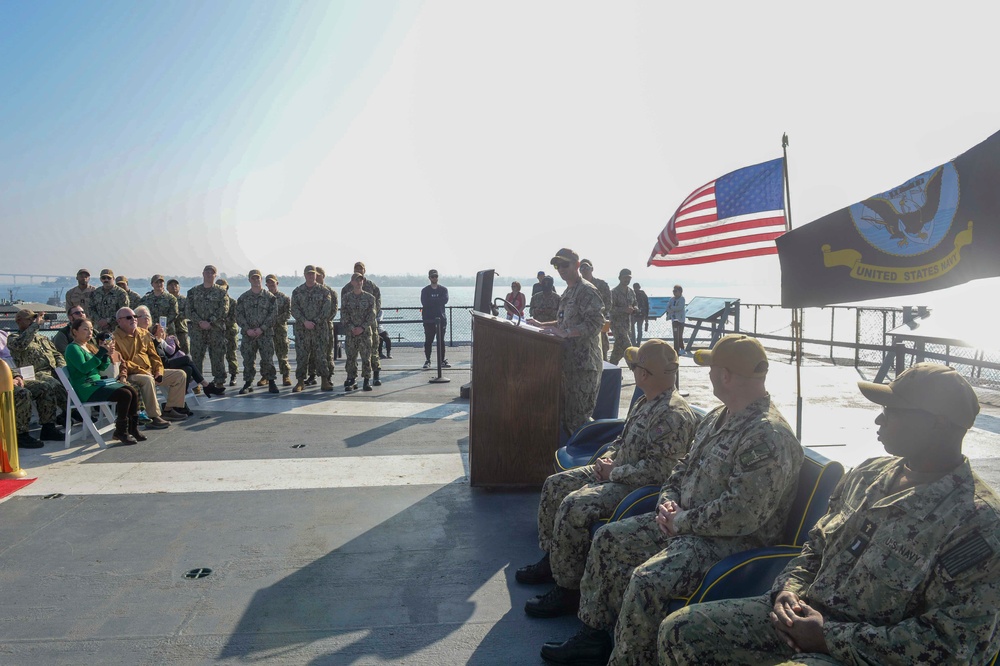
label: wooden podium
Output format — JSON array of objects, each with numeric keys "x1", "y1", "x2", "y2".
[{"x1": 469, "y1": 311, "x2": 564, "y2": 487}]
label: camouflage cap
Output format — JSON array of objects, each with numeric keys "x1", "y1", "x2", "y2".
[
  {"x1": 265, "y1": 274, "x2": 278, "y2": 283},
  {"x1": 428, "y1": 269, "x2": 439, "y2": 278},
  {"x1": 625, "y1": 339, "x2": 678, "y2": 376},
  {"x1": 354, "y1": 261, "x2": 366, "y2": 272},
  {"x1": 99, "y1": 268, "x2": 115, "y2": 279},
  {"x1": 203, "y1": 265, "x2": 217, "y2": 274},
  {"x1": 115, "y1": 275, "x2": 128, "y2": 284},
  {"x1": 551, "y1": 248, "x2": 580, "y2": 265},
  {"x1": 859, "y1": 362, "x2": 980, "y2": 430},
  {"x1": 150, "y1": 274, "x2": 165, "y2": 284},
  {"x1": 77, "y1": 268, "x2": 91, "y2": 277},
  {"x1": 248, "y1": 269, "x2": 262, "y2": 279},
  {"x1": 303, "y1": 265, "x2": 317, "y2": 274},
  {"x1": 619, "y1": 268, "x2": 632, "y2": 278},
  {"x1": 579, "y1": 258, "x2": 593, "y2": 269},
  {"x1": 315, "y1": 266, "x2": 326, "y2": 277},
  {"x1": 215, "y1": 278, "x2": 229, "y2": 289},
  {"x1": 694, "y1": 334, "x2": 769, "y2": 378},
  {"x1": 15, "y1": 308, "x2": 36, "y2": 319},
  {"x1": 351, "y1": 272, "x2": 365, "y2": 282}
]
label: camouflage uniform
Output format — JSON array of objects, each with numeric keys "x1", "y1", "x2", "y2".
[
  {"x1": 8, "y1": 322, "x2": 68, "y2": 425},
  {"x1": 291, "y1": 283, "x2": 334, "y2": 381},
  {"x1": 342, "y1": 279, "x2": 381, "y2": 372},
  {"x1": 235, "y1": 289, "x2": 277, "y2": 383},
  {"x1": 141, "y1": 291, "x2": 180, "y2": 336},
  {"x1": 341, "y1": 290, "x2": 376, "y2": 380},
  {"x1": 173, "y1": 293, "x2": 189, "y2": 353},
  {"x1": 308, "y1": 282, "x2": 339, "y2": 379},
  {"x1": 65, "y1": 285, "x2": 95, "y2": 313},
  {"x1": 539, "y1": 390, "x2": 699, "y2": 589},
  {"x1": 576, "y1": 396, "x2": 802, "y2": 666},
  {"x1": 660, "y1": 456, "x2": 1000, "y2": 666},
  {"x1": 122, "y1": 288, "x2": 143, "y2": 309},
  {"x1": 222, "y1": 291, "x2": 239, "y2": 379},
  {"x1": 270, "y1": 289, "x2": 292, "y2": 380},
  {"x1": 556, "y1": 280, "x2": 606, "y2": 436},
  {"x1": 186, "y1": 284, "x2": 230, "y2": 384},
  {"x1": 88, "y1": 285, "x2": 129, "y2": 332},
  {"x1": 13, "y1": 383, "x2": 33, "y2": 433},
  {"x1": 609, "y1": 283, "x2": 638, "y2": 365},
  {"x1": 529, "y1": 290, "x2": 561, "y2": 323},
  {"x1": 590, "y1": 276, "x2": 612, "y2": 360}
]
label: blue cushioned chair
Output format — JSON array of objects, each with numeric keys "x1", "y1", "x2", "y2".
[
  {"x1": 553, "y1": 389, "x2": 645, "y2": 472},
  {"x1": 667, "y1": 447, "x2": 844, "y2": 611},
  {"x1": 590, "y1": 447, "x2": 845, "y2": 606}
]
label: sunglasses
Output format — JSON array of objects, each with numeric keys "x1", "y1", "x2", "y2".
[
  {"x1": 100, "y1": 277, "x2": 112, "y2": 282},
  {"x1": 551, "y1": 261, "x2": 569, "y2": 270},
  {"x1": 118, "y1": 315, "x2": 135, "y2": 321}
]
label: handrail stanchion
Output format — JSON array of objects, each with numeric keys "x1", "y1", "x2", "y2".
[
  {"x1": 0, "y1": 362, "x2": 28, "y2": 479},
  {"x1": 429, "y1": 317, "x2": 450, "y2": 384}
]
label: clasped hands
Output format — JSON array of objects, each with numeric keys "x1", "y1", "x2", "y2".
[
  {"x1": 770, "y1": 590, "x2": 828, "y2": 654},
  {"x1": 655, "y1": 499, "x2": 681, "y2": 536},
  {"x1": 593, "y1": 457, "x2": 615, "y2": 482}
]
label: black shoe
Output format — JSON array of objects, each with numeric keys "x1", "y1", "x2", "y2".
[
  {"x1": 363, "y1": 378, "x2": 372, "y2": 391},
  {"x1": 229, "y1": 374, "x2": 237, "y2": 387},
  {"x1": 525, "y1": 585, "x2": 580, "y2": 618},
  {"x1": 372, "y1": 371, "x2": 381, "y2": 387},
  {"x1": 178, "y1": 404, "x2": 194, "y2": 417},
  {"x1": 71, "y1": 410, "x2": 84, "y2": 423},
  {"x1": 204, "y1": 384, "x2": 225, "y2": 396},
  {"x1": 39, "y1": 423, "x2": 65, "y2": 441},
  {"x1": 378, "y1": 352, "x2": 387, "y2": 359},
  {"x1": 239, "y1": 382, "x2": 254, "y2": 395},
  {"x1": 516, "y1": 554, "x2": 554, "y2": 585},
  {"x1": 442, "y1": 359, "x2": 452, "y2": 368},
  {"x1": 268, "y1": 380, "x2": 279, "y2": 394},
  {"x1": 540, "y1": 626, "x2": 612, "y2": 665},
  {"x1": 17, "y1": 432, "x2": 44, "y2": 449},
  {"x1": 305, "y1": 376, "x2": 317, "y2": 386},
  {"x1": 385, "y1": 353, "x2": 392, "y2": 359}
]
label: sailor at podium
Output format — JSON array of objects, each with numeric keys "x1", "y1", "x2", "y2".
[{"x1": 527, "y1": 248, "x2": 606, "y2": 437}]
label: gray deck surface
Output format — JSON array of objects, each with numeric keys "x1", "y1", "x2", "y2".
[{"x1": 3, "y1": 343, "x2": 999, "y2": 665}]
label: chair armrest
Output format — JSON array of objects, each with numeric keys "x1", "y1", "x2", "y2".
[
  {"x1": 590, "y1": 484, "x2": 661, "y2": 538},
  {"x1": 687, "y1": 545, "x2": 802, "y2": 606}
]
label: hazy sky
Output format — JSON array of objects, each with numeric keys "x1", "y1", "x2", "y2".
[{"x1": 3, "y1": 1, "x2": 999, "y2": 314}]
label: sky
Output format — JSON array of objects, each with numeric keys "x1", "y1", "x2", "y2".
[{"x1": 3, "y1": 0, "x2": 1000, "y2": 321}]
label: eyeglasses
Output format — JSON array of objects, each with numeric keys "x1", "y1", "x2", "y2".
[
  {"x1": 136, "y1": 314, "x2": 150, "y2": 319},
  {"x1": 70, "y1": 310, "x2": 85, "y2": 316},
  {"x1": 630, "y1": 363, "x2": 649, "y2": 375}
]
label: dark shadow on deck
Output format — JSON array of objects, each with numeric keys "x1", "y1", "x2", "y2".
[{"x1": 218, "y1": 483, "x2": 572, "y2": 664}]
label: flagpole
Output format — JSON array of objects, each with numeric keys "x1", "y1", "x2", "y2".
[{"x1": 782, "y1": 133, "x2": 803, "y2": 442}]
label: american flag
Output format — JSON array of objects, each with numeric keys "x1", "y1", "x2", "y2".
[{"x1": 648, "y1": 158, "x2": 787, "y2": 267}]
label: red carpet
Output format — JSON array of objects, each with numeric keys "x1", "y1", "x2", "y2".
[{"x1": 0, "y1": 478, "x2": 37, "y2": 500}]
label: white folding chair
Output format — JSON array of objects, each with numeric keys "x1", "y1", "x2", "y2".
[{"x1": 54, "y1": 367, "x2": 117, "y2": 449}]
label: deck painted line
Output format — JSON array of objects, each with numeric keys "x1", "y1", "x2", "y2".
[
  {"x1": 195, "y1": 397, "x2": 469, "y2": 420},
  {"x1": 17, "y1": 453, "x2": 469, "y2": 496}
]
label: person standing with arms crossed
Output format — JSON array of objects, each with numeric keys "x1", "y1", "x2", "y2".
[{"x1": 665, "y1": 284, "x2": 687, "y2": 355}]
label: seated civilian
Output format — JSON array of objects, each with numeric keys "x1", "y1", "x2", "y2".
[
  {"x1": 112, "y1": 307, "x2": 188, "y2": 426},
  {"x1": 54, "y1": 306, "x2": 90, "y2": 355},
  {"x1": 149, "y1": 323, "x2": 224, "y2": 399},
  {"x1": 64, "y1": 318, "x2": 144, "y2": 445}
]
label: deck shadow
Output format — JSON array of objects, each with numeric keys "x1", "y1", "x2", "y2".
[{"x1": 219, "y1": 483, "x2": 545, "y2": 663}]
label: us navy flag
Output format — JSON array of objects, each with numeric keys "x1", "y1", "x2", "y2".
[{"x1": 778, "y1": 130, "x2": 1000, "y2": 307}]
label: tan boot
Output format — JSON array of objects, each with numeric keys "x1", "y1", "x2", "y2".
[
  {"x1": 282, "y1": 375, "x2": 292, "y2": 386},
  {"x1": 256, "y1": 378, "x2": 268, "y2": 387},
  {"x1": 292, "y1": 380, "x2": 305, "y2": 393},
  {"x1": 321, "y1": 378, "x2": 334, "y2": 391}
]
